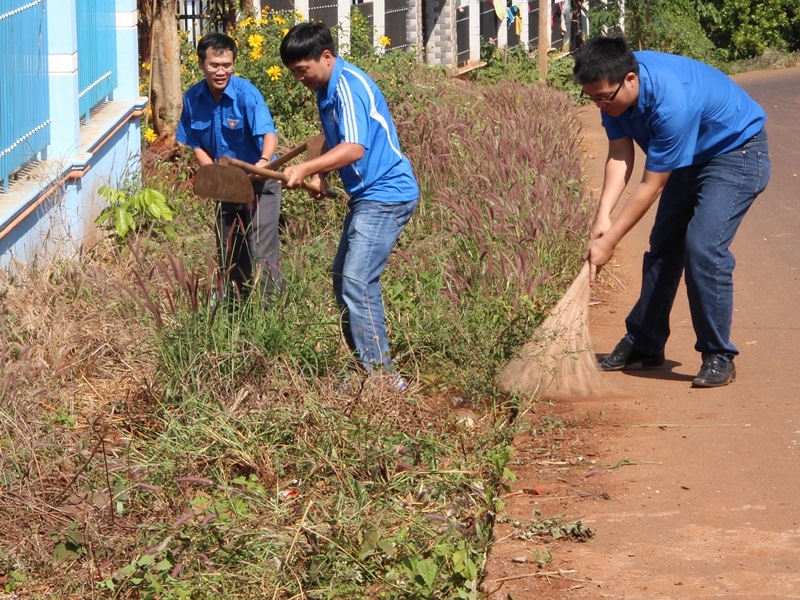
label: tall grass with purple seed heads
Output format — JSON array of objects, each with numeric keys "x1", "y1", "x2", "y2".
[{"x1": 382, "y1": 78, "x2": 592, "y2": 389}]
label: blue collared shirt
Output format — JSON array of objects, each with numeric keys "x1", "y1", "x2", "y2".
[
  {"x1": 176, "y1": 75, "x2": 277, "y2": 164},
  {"x1": 316, "y1": 58, "x2": 419, "y2": 202},
  {"x1": 601, "y1": 51, "x2": 766, "y2": 172}
]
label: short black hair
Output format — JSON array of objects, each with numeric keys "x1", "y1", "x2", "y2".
[
  {"x1": 573, "y1": 35, "x2": 639, "y2": 85},
  {"x1": 280, "y1": 22, "x2": 337, "y2": 65},
  {"x1": 197, "y1": 32, "x2": 237, "y2": 63}
]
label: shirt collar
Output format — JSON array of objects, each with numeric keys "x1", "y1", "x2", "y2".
[
  {"x1": 201, "y1": 75, "x2": 237, "y2": 105},
  {"x1": 318, "y1": 57, "x2": 344, "y2": 109},
  {"x1": 631, "y1": 64, "x2": 649, "y2": 118}
]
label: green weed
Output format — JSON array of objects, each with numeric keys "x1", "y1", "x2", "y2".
[{"x1": 95, "y1": 185, "x2": 175, "y2": 240}]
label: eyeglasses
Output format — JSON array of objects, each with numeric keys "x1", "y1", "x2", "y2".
[
  {"x1": 581, "y1": 80, "x2": 624, "y2": 104},
  {"x1": 206, "y1": 63, "x2": 234, "y2": 73}
]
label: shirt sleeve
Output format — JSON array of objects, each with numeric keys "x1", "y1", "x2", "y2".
[
  {"x1": 601, "y1": 112, "x2": 629, "y2": 142},
  {"x1": 175, "y1": 94, "x2": 195, "y2": 147},
  {"x1": 242, "y1": 86, "x2": 277, "y2": 140}
]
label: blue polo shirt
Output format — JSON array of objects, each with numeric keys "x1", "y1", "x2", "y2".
[
  {"x1": 176, "y1": 75, "x2": 277, "y2": 164},
  {"x1": 601, "y1": 51, "x2": 766, "y2": 173},
  {"x1": 317, "y1": 58, "x2": 419, "y2": 202}
]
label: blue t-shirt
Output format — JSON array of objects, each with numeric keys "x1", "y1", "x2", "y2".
[
  {"x1": 176, "y1": 75, "x2": 277, "y2": 164},
  {"x1": 601, "y1": 51, "x2": 767, "y2": 172},
  {"x1": 317, "y1": 58, "x2": 419, "y2": 202}
]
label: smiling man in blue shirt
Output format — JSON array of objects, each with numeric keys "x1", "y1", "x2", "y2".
[
  {"x1": 177, "y1": 32, "x2": 284, "y2": 304},
  {"x1": 574, "y1": 36, "x2": 771, "y2": 388},
  {"x1": 278, "y1": 22, "x2": 419, "y2": 387}
]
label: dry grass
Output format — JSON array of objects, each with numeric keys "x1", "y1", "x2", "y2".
[
  {"x1": 0, "y1": 243, "x2": 495, "y2": 597},
  {"x1": 1, "y1": 72, "x2": 595, "y2": 597}
]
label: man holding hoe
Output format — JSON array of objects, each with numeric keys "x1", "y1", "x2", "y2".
[
  {"x1": 574, "y1": 36, "x2": 771, "y2": 388},
  {"x1": 177, "y1": 32, "x2": 284, "y2": 305},
  {"x1": 279, "y1": 22, "x2": 419, "y2": 388}
]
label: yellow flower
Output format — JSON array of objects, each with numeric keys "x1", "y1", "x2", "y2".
[
  {"x1": 143, "y1": 128, "x2": 157, "y2": 143},
  {"x1": 282, "y1": 27, "x2": 289, "y2": 37},
  {"x1": 240, "y1": 17, "x2": 252, "y2": 28},
  {"x1": 248, "y1": 33, "x2": 265, "y2": 49},
  {"x1": 250, "y1": 47, "x2": 263, "y2": 61},
  {"x1": 141, "y1": 61, "x2": 151, "y2": 71},
  {"x1": 274, "y1": 14, "x2": 286, "y2": 25},
  {"x1": 295, "y1": 11, "x2": 304, "y2": 20},
  {"x1": 379, "y1": 35, "x2": 391, "y2": 47},
  {"x1": 267, "y1": 65, "x2": 282, "y2": 81}
]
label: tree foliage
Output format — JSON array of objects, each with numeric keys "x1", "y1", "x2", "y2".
[
  {"x1": 706, "y1": 0, "x2": 800, "y2": 59},
  {"x1": 587, "y1": 0, "x2": 800, "y2": 61}
]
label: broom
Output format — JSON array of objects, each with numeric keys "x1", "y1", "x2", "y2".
[{"x1": 497, "y1": 262, "x2": 607, "y2": 397}]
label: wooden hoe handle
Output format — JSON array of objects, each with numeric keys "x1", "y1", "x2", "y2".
[{"x1": 220, "y1": 156, "x2": 335, "y2": 198}]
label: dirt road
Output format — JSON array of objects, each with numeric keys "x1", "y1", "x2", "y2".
[{"x1": 483, "y1": 67, "x2": 800, "y2": 599}]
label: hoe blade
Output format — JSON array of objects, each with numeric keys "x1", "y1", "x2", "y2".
[{"x1": 194, "y1": 163, "x2": 254, "y2": 204}]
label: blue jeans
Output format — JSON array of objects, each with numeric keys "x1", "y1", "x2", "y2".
[
  {"x1": 625, "y1": 129, "x2": 771, "y2": 358},
  {"x1": 332, "y1": 197, "x2": 418, "y2": 371}
]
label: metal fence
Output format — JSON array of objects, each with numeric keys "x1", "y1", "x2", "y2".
[
  {"x1": 351, "y1": 1, "x2": 375, "y2": 39},
  {"x1": 181, "y1": 0, "x2": 413, "y2": 54},
  {"x1": 506, "y1": 9, "x2": 520, "y2": 49},
  {"x1": 179, "y1": 0, "x2": 215, "y2": 46},
  {"x1": 385, "y1": 0, "x2": 409, "y2": 50},
  {"x1": 309, "y1": 0, "x2": 339, "y2": 31},
  {"x1": 479, "y1": 0, "x2": 497, "y2": 44},
  {"x1": 0, "y1": 0, "x2": 50, "y2": 193},
  {"x1": 528, "y1": 0, "x2": 539, "y2": 46},
  {"x1": 456, "y1": 5, "x2": 470, "y2": 66},
  {"x1": 76, "y1": 0, "x2": 118, "y2": 122},
  {"x1": 551, "y1": 0, "x2": 564, "y2": 50}
]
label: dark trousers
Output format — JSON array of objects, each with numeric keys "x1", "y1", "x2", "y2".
[
  {"x1": 215, "y1": 178, "x2": 284, "y2": 303},
  {"x1": 626, "y1": 130, "x2": 771, "y2": 357}
]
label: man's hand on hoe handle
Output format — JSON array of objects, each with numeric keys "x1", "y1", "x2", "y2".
[
  {"x1": 283, "y1": 164, "x2": 331, "y2": 200},
  {"x1": 219, "y1": 156, "x2": 334, "y2": 198}
]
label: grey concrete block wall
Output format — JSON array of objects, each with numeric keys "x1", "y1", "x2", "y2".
[{"x1": 425, "y1": 0, "x2": 457, "y2": 70}]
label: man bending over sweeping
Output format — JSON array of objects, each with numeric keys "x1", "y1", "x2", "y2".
[
  {"x1": 574, "y1": 36, "x2": 771, "y2": 388},
  {"x1": 278, "y1": 22, "x2": 419, "y2": 390}
]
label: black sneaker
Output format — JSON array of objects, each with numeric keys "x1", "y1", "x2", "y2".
[
  {"x1": 599, "y1": 337, "x2": 666, "y2": 371},
  {"x1": 692, "y1": 354, "x2": 736, "y2": 388}
]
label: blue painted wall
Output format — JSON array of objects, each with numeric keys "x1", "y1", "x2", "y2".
[{"x1": 0, "y1": 0, "x2": 147, "y2": 269}]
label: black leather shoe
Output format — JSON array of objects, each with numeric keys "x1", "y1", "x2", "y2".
[
  {"x1": 599, "y1": 337, "x2": 665, "y2": 371},
  {"x1": 692, "y1": 354, "x2": 736, "y2": 388}
]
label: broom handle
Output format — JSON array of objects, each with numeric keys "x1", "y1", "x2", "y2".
[{"x1": 221, "y1": 156, "x2": 335, "y2": 198}]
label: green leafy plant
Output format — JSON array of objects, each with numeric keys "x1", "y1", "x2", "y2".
[
  {"x1": 585, "y1": 0, "x2": 800, "y2": 62},
  {"x1": 95, "y1": 185, "x2": 174, "y2": 240},
  {"x1": 586, "y1": 0, "x2": 722, "y2": 63},
  {"x1": 707, "y1": 0, "x2": 799, "y2": 59}
]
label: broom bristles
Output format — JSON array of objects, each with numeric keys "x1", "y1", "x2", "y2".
[{"x1": 497, "y1": 262, "x2": 607, "y2": 397}]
